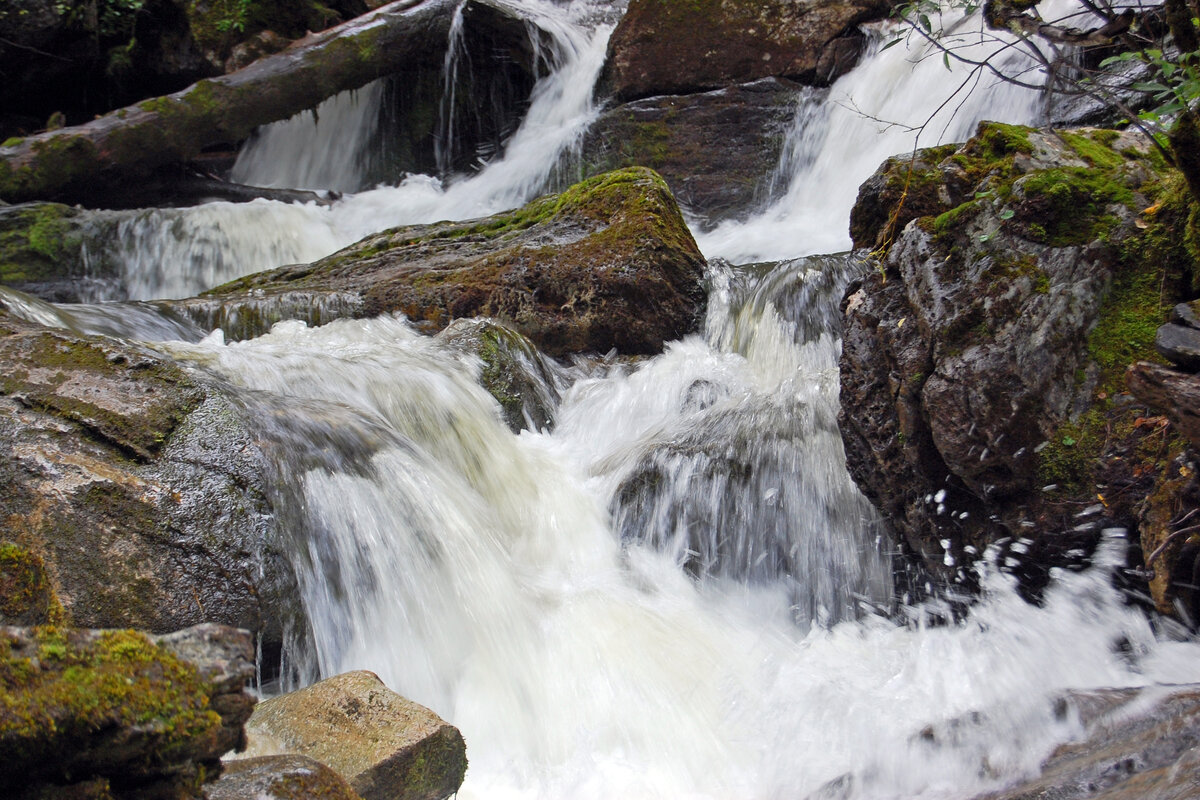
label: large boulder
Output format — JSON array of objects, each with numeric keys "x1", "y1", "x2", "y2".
[
  {"x1": 179, "y1": 167, "x2": 709, "y2": 357},
  {"x1": 839, "y1": 123, "x2": 1198, "y2": 596},
  {"x1": 0, "y1": 202, "x2": 124, "y2": 301},
  {"x1": 0, "y1": 622, "x2": 255, "y2": 799},
  {"x1": 244, "y1": 670, "x2": 467, "y2": 800},
  {"x1": 579, "y1": 78, "x2": 804, "y2": 226},
  {"x1": 599, "y1": 0, "x2": 889, "y2": 102},
  {"x1": 0, "y1": 305, "x2": 299, "y2": 646}
]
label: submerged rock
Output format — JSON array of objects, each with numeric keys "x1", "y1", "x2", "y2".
[
  {"x1": 580, "y1": 78, "x2": 803, "y2": 227},
  {"x1": 0, "y1": 308, "x2": 299, "y2": 646},
  {"x1": 0, "y1": 623, "x2": 255, "y2": 798},
  {"x1": 599, "y1": 0, "x2": 888, "y2": 102},
  {"x1": 839, "y1": 123, "x2": 1198, "y2": 597},
  {"x1": 244, "y1": 670, "x2": 467, "y2": 800},
  {"x1": 183, "y1": 167, "x2": 708, "y2": 357}
]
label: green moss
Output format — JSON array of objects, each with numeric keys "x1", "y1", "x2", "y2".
[
  {"x1": 1057, "y1": 129, "x2": 1127, "y2": 170},
  {"x1": 0, "y1": 203, "x2": 82, "y2": 285},
  {"x1": 0, "y1": 544, "x2": 60, "y2": 625},
  {"x1": 1, "y1": 138, "x2": 22, "y2": 149},
  {"x1": 0, "y1": 627, "x2": 221, "y2": 776},
  {"x1": 1016, "y1": 167, "x2": 1134, "y2": 246}
]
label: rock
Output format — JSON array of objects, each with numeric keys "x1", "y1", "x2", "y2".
[
  {"x1": 973, "y1": 686, "x2": 1200, "y2": 800},
  {"x1": 839, "y1": 123, "x2": 1194, "y2": 593},
  {"x1": 437, "y1": 318, "x2": 562, "y2": 433},
  {"x1": 0, "y1": 202, "x2": 124, "y2": 301},
  {"x1": 207, "y1": 755, "x2": 364, "y2": 800},
  {"x1": 1172, "y1": 299, "x2": 1200, "y2": 329},
  {"x1": 0, "y1": 623, "x2": 255, "y2": 798},
  {"x1": 600, "y1": 0, "x2": 888, "y2": 102},
  {"x1": 0, "y1": 309, "x2": 300, "y2": 649},
  {"x1": 1156, "y1": 322, "x2": 1200, "y2": 371},
  {"x1": 245, "y1": 670, "x2": 467, "y2": 800},
  {"x1": 180, "y1": 167, "x2": 708, "y2": 357},
  {"x1": 579, "y1": 78, "x2": 804, "y2": 227},
  {"x1": 1128, "y1": 362, "x2": 1200, "y2": 451},
  {"x1": 0, "y1": 542, "x2": 59, "y2": 626}
]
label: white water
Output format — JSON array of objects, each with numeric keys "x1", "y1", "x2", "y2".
[{"x1": 39, "y1": 0, "x2": 1200, "y2": 797}]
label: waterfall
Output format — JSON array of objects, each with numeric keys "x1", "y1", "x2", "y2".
[
  {"x1": 24, "y1": 0, "x2": 1200, "y2": 797},
  {"x1": 696, "y1": 12, "x2": 1047, "y2": 263}
]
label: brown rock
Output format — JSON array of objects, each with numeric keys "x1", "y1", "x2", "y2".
[
  {"x1": 600, "y1": 0, "x2": 888, "y2": 102},
  {"x1": 206, "y1": 755, "x2": 363, "y2": 800},
  {"x1": 180, "y1": 167, "x2": 708, "y2": 357},
  {"x1": 245, "y1": 671, "x2": 467, "y2": 800}
]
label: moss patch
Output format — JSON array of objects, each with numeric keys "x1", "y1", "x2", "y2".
[
  {"x1": 0, "y1": 203, "x2": 84, "y2": 286},
  {"x1": 0, "y1": 544, "x2": 61, "y2": 626}
]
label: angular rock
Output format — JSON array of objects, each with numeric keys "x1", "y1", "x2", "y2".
[
  {"x1": 180, "y1": 167, "x2": 708, "y2": 357},
  {"x1": 839, "y1": 123, "x2": 1190, "y2": 591},
  {"x1": 579, "y1": 78, "x2": 804, "y2": 226},
  {"x1": 1172, "y1": 299, "x2": 1200, "y2": 329},
  {"x1": 207, "y1": 755, "x2": 364, "y2": 800},
  {"x1": 1155, "y1": 322, "x2": 1200, "y2": 371},
  {"x1": 600, "y1": 0, "x2": 888, "y2": 102},
  {"x1": 245, "y1": 670, "x2": 467, "y2": 800},
  {"x1": 0, "y1": 623, "x2": 255, "y2": 798},
  {"x1": 0, "y1": 309, "x2": 300, "y2": 647}
]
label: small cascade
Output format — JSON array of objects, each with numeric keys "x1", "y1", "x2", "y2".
[
  {"x1": 696, "y1": 12, "x2": 1047, "y2": 263},
  {"x1": 434, "y1": 3, "x2": 469, "y2": 176},
  {"x1": 231, "y1": 81, "x2": 388, "y2": 193}
]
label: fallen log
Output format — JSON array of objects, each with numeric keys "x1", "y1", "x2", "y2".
[{"x1": 0, "y1": 0, "x2": 528, "y2": 204}]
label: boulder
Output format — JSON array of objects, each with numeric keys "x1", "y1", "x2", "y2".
[
  {"x1": 0, "y1": 202, "x2": 125, "y2": 301},
  {"x1": 599, "y1": 0, "x2": 889, "y2": 102},
  {"x1": 579, "y1": 78, "x2": 804, "y2": 227},
  {"x1": 436, "y1": 318, "x2": 562, "y2": 433},
  {"x1": 0, "y1": 307, "x2": 300, "y2": 648},
  {"x1": 245, "y1": 670, "x2": 466, "y2": 800},
  {"x1": 179, "y1": 167, "x2": 708, "y2": 357},
  {"x1": 206, "y1": 755, "x2": 363, "y2": 800},
  {"x1": 0, "y1": 623, "x2": 255, "y2": 798},
  {"x1": 839, "y1": 123, "x2": 1196, "y2": 594}
]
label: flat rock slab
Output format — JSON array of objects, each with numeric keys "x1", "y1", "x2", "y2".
[
  {"x1": 246, "y1": 670, "x2": 466, "y2": 800},
  {"x1": 1156, "y1": 322, "x2": 1200, "y2": 371},
  {"x1": 208, "y1": 755, "x2": 363, "y2": 800}
]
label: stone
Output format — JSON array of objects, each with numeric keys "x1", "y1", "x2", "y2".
[
  {"x1": 579, "y1": 78, "x2": 804, "y2": 227},
  {"x1": 0, "y1": 309, "x2": 300, "y2": 649},
  {"x1": 0, "y1": 623, "x2": 255, "y2": 798},
  {"x1": 179, "y1": 167, "x2": 708, "y2": 357},
  {"x1": 437, "y1": 318, "x2": 562, "y2": 433},
  {"x1": 839, "y1": 123, "x2": 1190, "y2": 593},
  {"x1": 245, "y1": 671, "x2": 467, "y2": 800},
  {"x1": 206, "y1": 755, "x2": 363, "y2": 800},
  {"x1": 0, "y1": 203, "x2": 124, "y2": 302},
  {"x1": 973, "y1": 686, "x2": 1200, "y2": 800},
  {"x1": 599, "y1": 0, "x2": 888, "y2": 102},
  {"x1": 1128, "y1": 361, "x2": 1200, "y2": 449},
  {"x1": 1156, "y1": 322, "x2": 1200, "y2": 371}
]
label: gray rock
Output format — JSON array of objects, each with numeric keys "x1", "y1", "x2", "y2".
[
  {"x1": 1171, "y1": 300, "x2": 1200, "y2": 329},
  {"x1": 245, "y1": 670, "x2": 467, "y2": 800},
  {"x1": 1155, "y1": 323, "x2": 1200, "y2": 371},
  {"x1": 207, "y1": 755, "x2": 363, "y2": 800}
]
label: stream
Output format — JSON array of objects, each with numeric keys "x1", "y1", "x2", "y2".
[{"x1": 12, "y1": 0, "x2": 1200, "y2": 797}]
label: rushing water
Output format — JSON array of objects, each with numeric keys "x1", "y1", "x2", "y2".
[{"x1": 20, "y1": 0, "x2": 1200, "y2": 797}]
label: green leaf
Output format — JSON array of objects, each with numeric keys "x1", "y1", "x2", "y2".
[
  {"x1": 999, "y1": 208, "x2": 1015, "y2": 220},
  {"x1": 919, "y1": 12, "x2": 932, "y2": 32},
  {"x1": 943, "y1": 51, "x2": 951, "y2": 70},
  {"x1": 882, "y1": 36, "x2": 905, "y2": 50}
]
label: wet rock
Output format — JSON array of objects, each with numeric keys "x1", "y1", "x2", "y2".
[
  {"x1": 0, "y1": 202, "x2": 123, "y2": 301},
  {"x1": 0, "y1": 623, "x2": 255, "y2": 799},
  {"x1": 0, "y1": 310, "x2": 299, "y2": 647},
  {"x1": 839, "y1": 123, "x2": 1194, "y2": 594},
  {"x1": 0, "y1": 542, "x2": 59, "y2": 626},
  {"x1": 207, "y1": 754, "x2": 364, "y2": 800},
  {"x1": 437, "y1": 318, "x2": 562, "y2": 433},
  {"x1": 579, "y1": 78, "x2": 804, "y2": 227},
  {"x1": 974, "y1": 686, "x2": 1200, "y2": 800},
  {"x1": 244, "y1": 670, "x2": 467, "y2": 800},
  {"x1": 184, "y1": 167, "x2": 708, "y2": 357},
  {"x1": 600, "y1": 0, "x2": 888, "y2": 102}
]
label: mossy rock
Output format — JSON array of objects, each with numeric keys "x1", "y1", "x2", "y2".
[
  {"x1": 0, "y1": 627, "x2": 222, "y2": 793},
  {"x1": 187, "y1": 167, "x2": 709, "y2": 357},
  {"x1": 0, "y1": 543, "x2": 61, "y2": 626}
]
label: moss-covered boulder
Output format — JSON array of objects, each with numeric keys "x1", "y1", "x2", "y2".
[
  {"x1": 599, "y1": 0, "x2": 889, "y2": 102},
  {"x1": 839, "y1": 122, "x2": 1199, "y2": 599},
  {"x1": 0, "y1": 202, "x2": 124, "y2": 301},
  {"x1": 0, "y1": 308, "x2": 300, "y2": 647},
  {"x1": 578, "y1": 78, "x2": 802, "y2": 227},
  {"x1": 179, "y1": 167, "x2": 709, "y2": 357},
  {"x1": 0, "y1": 622, "x2": 255, "y2": 798},
  {"x1": 244, "y1": 671, "x2": 466, "y2": 800}
]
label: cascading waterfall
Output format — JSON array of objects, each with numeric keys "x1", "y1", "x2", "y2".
[{"x1": 23, "y1": 0, "x2": 1200, "y2": 797}]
